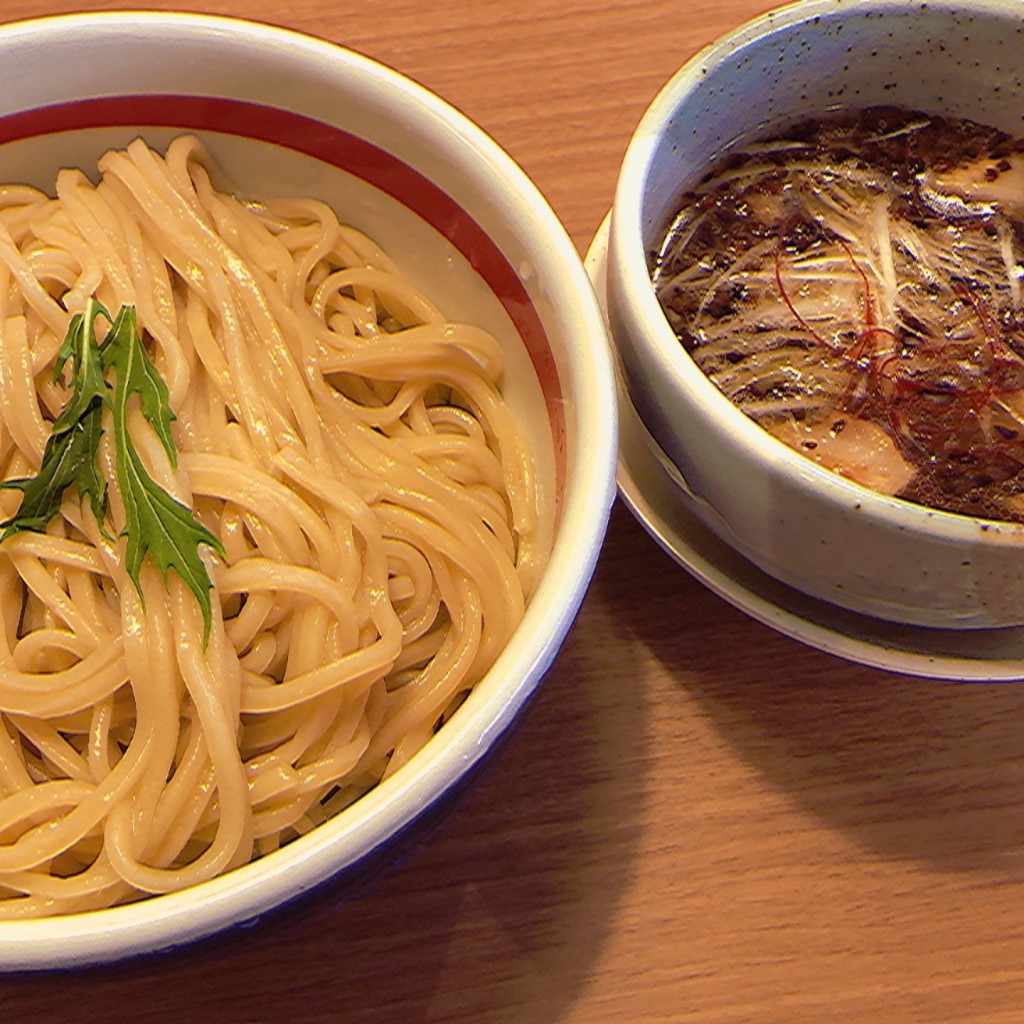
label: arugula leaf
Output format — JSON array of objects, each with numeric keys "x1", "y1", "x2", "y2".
[
  {"x1": 0, "y1": 299, "x2": 111, "y2": 538},
  {"x1": 106, "y1": 307, "x2": 226, "y2": 641},
  {"x1": 0, "y1": 405, "x2": 106, "y2": 538},
  {"x1": 101, "y1": 305, "x2": 178, "y2": 467},
  {"x1": 54, "y1": 299, "x2": 112, "y2": 432}
]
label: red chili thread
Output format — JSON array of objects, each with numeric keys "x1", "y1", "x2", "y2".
[
  {"x1": 773, "y1": 245, "x2": 842, "y2": 354},
  {"x1": 836, "y1": 236, "x2": 875, "y2": 328}
]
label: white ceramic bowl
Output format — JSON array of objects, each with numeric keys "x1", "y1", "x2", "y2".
[
  {"x1": 607, "y1": 0, "x2": 1024, "y2": 630},
  {"x1": 0, "y1": 12, "x2": 617, "y2": 969}
]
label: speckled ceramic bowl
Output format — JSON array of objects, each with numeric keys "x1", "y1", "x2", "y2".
[
  {"x1": 0, "y1": 11, "x2": 617, "y2": 969},
  {"x1": 607, "y1": 0, "x2": 1024, "y2": 630}
]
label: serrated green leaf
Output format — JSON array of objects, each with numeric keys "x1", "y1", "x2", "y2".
[
  {"x1": 0, "y1": 404, "x2": 106, "y2": 538},
  {"x1": 0, "y1": 301, "x2": 110, "y2": 539},
  {"x1": 74, "y1": 403, "x2": 109, "y2": 528},
  {"x1": 53, "y1": 299, "x2": 111, "y2": 432},
  {"x1": 107, "y1": 308, "x2": 225, "y2": 642},
  {"x1": 105, "y1": 305, "x2": 177, "y2": 468},
  {"x1": 117, "y1": 439, "x2": 224, "y2": 640}
]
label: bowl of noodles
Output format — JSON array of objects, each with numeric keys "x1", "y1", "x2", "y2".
[
  {"x1": 606, "y1": 0, "x2": 1024, "y2": 630},
  {"x1": 0, "y1": 12, "x2": 617, "y2": 966}
]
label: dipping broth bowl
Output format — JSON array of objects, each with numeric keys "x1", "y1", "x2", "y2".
[
  {"x1": 606, "y1": 0, "x2": 1024, "y2": 630},
  {"x1": 0, "y1": 11, "x2": 617, "y2": 968}
]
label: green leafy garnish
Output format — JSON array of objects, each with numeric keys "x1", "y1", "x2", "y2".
[
  {"x1": 54, "y1": 301, "x2": 113, "y2": 437},
  {"x1": 0, "y1": 407, "x2": 106, "y2": 537},
  {"x1": 0, "y1": 300, "x2": 110, "y2": 537},
  {"x1": 104, "y1": 306, "x2": 225, "y2": 639},
  {"x1": 0, "y1": 300, "x2": 225, "y2": 642}
]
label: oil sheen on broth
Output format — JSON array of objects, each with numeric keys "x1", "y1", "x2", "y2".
[{"x1": 651, "y1": 106, "x2": 1024, "y2": 523}]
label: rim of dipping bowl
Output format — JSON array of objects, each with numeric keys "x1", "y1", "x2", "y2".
[{"x1": 610, "y1": 0, "x2": 1024, "y2": 595}]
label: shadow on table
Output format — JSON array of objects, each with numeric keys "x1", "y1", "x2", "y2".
[
  {"x1": 1, "y1": 508, "x2": 651, "y2": 1024},
  {"x1": 616, "y1": 503, "x2": 1024, "y2": 873}
]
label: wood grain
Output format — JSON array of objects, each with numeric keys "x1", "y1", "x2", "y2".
[{"x1": 3, "y1": 1, "x2": 1024, "y2": 1021}]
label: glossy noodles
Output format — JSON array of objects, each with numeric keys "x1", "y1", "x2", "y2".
[{"x1": 0, "y1": 135, "x2": 548, "y2": 917}]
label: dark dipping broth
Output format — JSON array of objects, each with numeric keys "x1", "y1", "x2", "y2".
[{"x1": 651, "y1": 106, "x2": 1024, "y2": 524}]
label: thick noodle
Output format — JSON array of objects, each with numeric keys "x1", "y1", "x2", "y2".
[{"x1": 0, "y1": 136, "x2": 548, "y2": 917}]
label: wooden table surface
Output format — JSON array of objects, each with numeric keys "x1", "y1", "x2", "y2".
[{"x1": 5, "y1": 0, "x2": 1024, "y2": 1021}]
